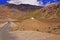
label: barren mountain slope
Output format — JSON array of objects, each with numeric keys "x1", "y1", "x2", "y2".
[
  {"x1": 37, "y1": 2, "x2": 60, "y2": 21},
  {"x1": 0, "y1": 4, "x2": 43, "y2": 19},
  {"x1": 17, "y1": 2, "x2": 60, "y2": 22}
]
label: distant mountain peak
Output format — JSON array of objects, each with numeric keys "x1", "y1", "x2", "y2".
[
  {"x1": 0, "y1": 4, "x2": 43, "y2": 19},
  {"x1": 5, "y1": 4, "x2": 43, "y2": 12}
]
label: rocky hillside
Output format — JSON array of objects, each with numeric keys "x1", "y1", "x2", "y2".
[
  {"x1": 38, "y1": 2, "x2": 60, "y2": 19},
  {"x1": 0, "y1": 4, "x2": 43, "y2": 19},
  {"x1": 18, "y1": 2, "x2": 60, "y2": 22}
]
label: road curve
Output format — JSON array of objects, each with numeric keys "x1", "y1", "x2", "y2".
[{"x1": 0, "y1": 22, "x2": 11, "y2": 31}]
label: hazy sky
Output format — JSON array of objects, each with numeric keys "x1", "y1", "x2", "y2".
[{"x1": 0, "y1": 0, "x2": 60, "y2": 6}]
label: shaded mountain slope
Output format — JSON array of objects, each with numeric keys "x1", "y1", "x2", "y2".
[
  {"x1": 0, "y1": 4, "x2": 43, "y2": 19},
  {"x1": 5, "y1": 4, "x2": 43, "y2": 12}
]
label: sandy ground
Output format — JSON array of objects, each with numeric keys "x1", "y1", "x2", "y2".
[
  {"x1": 12, "y1": 19, "x2": 60, "y2": 34},
  {"x1": 0, "y1": 19, "x2": 60, "y2": 40},
  {"x1": 0, "y1": 19, "x2": 60, "y2": 35},
  {"x1": 0, "y1": 31, "x2": 60, "y2": 40}
]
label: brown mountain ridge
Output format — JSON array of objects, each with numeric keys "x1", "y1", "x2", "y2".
[{"x1": 0, "y1": 4, "x2": 43, "y2": 19}]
